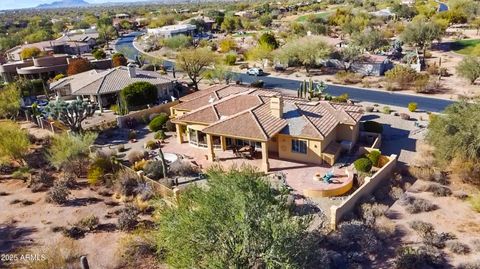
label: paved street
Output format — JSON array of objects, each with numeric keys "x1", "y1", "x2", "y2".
[{"x1": 115, "y1": 32, "x2": 455, "y2": 113}]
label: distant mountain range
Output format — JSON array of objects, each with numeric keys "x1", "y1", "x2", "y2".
[{"x1": 36, "y1": 0, "x2": 90, "y2": 9}]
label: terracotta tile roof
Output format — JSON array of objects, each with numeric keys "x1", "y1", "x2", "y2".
[
  {"x1": 179, "y1": 84, "x2": 227, "y2": 102},
  {"x1": 174, "y1": 85, "x2": 363, "y2": 141},
  {"x1": 214, "y1": 95, "x2": 262, "y2": 117},
  {"x1": 174, "y1": 85, "x2": 251, "y2": 111},
  {"x1": 176, "y1": 106, "x2": 219, "y2": 124},
  {"x1": 202, "y1": 111, "x2": 269, "y2": 141},
  {"x1": 251, "y1": 104, "x2": 288, "y2": 138}
]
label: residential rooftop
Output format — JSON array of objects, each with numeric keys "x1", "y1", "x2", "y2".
[
  {"x1": 50, "y1": 66, "x2": 173, "y2": 96},
  {"x1": 172, "y1": 86, "x2": 363, "y2": 142}
]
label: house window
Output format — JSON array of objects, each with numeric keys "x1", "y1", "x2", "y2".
[{"x1": 291, "y1": 139, "x2": 307, "y2": 154}]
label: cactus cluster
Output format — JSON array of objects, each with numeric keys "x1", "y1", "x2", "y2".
[{"x1": 297, "y1": 79, "x2": 327, "y2": 100}]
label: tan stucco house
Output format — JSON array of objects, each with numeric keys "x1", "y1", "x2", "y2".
[
  {"x1": 50, "y1": 65, "x2": 176, "y2": 110},
  {"x1": 171, "y1": 85, "x2": 363, "y2": 172}
]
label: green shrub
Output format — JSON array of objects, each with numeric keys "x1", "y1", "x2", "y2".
[
  {"x1": 149, "y1": 113, "x2": 169, "y2": 132},
  {"x1": 162, "y1": 34, "x2": 192, "y2": 50},
  {"x1": 53, "y1": 74, "x2": 65, "y2": 81},
  {"x1": 87, "y1": 166, "x2": 103, "y2": 185},
  {"x1": 382, "y1": 106, "x2": 391, "y2": 114},
  {"x1": 47, "y1": 132, "x2": 97, "y2": 169},
  {"x1": 0, "y1": 121, "x2": 30, "y2": 164},
  {"x1": 469, "y1": 193, "x2": 480, "y2": 213},
  {"x1": 145, "y1": 140, "x2": 157, "y2": 150},
  {"x1": 224, "y1": 53, "x2": 237, "y2": 65},
  {"x1": 385, "y1": 65, "x2": 418, "y2": 90},
  {"x1": 354, "y1": 158, "x2": 373, "y2": 173},
  {"x1": 408, "y1": 102, "x2": 418, "y2": 112},
  {"x1": 110, "y1": 104, "x2": 119, "y2": 114},
  {"x1": 120, "y1": 82, "x2": 157, "y2": 108},
  {"x1": 363, "y1": 121, "x2": 383, "y2": 133},
  {"x1": 367, "y1": 150, "x2": 381, "y2": 167},
  {"x1": 92, "y1": 49, "x2": 107, "y2": 60},
  {"x1": 154, "y1": 130, "x2": 167, "y2": 140},
  {"x1": 335, "y1": 71, "x2": 362, "y2": 84},
  {"x1": 332, "y1": 93, "x2": 349, "y2": 103}
]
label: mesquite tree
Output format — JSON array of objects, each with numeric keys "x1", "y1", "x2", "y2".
[{"x1": 46, "y1": 98, "x2": 96, "y2": 133}]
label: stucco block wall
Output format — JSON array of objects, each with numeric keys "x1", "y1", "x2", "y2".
[
  {"x1": 330, "y1": 154, "x2": 398, "y2": 230},
  {"x1": 321, "y1": 131, "x2": 336, "y2": 152},
  {"x1": 117, "y1": 100, "x2": 179, "y2": 128},
  {"x1": 277, "y1": 134, "x2": 323, "y2": 164},
  {"x1": 336, "y1": 124, "x2": 359, "y2": 144},
  {"x1": 267, "y1": 135, "x2": 279, "y2": 153}
]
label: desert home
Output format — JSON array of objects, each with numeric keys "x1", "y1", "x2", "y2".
[
  {"x1": 171, "y1": 85, "x2": 363, "y2": 172},
  {"x1": 50, "y1": 64, "x2": 176, "y2": 110}
]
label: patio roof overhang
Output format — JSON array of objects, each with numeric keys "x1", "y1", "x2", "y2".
[{"x1": 202, "y1": 130, "x2": 270, "y2": 142}]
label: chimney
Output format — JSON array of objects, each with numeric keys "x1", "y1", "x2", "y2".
[
  {"x1": 270, "y1": 95, "x2": 283, "y2": 118},
  {"x1": 127, "y1": 63, "x2": 136, "y2": 78}
]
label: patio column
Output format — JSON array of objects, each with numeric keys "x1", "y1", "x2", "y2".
[
  {"x1": 206, "y1": 133, "x2": 215, "y2": 161},
  {"x1": 97, "y1": 94, "x2": 103, "y2": 113},
  {"x1": 220, "y1": 136, "x2": 227, "y2": 151},
  {"x1": 175, "y1": 124, "x2": 184, "y2": 144},
  {"x1": 261, "y1": 141, "x2": 269, "y2": 172}
]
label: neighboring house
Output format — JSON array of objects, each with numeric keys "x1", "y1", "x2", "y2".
[
  {"x1": 171, "y1": 85, "x2": 363, "y2": 172},
  {"x1": 56, "y1": 32, "x2": 99, "y2": 48},
  {"x1": 115, "y1": 13, "x2": 131, "y2": 19},
  {"x1": 5, "y1": 40, "x2": 92, "y2": 61},
  {"x1": 234, "y1": 11, "x2": 254, "y2": 18},
  {"x1": 0, "y1": 56, "x2": 112, "y2": 83},
  {"x1": 0, "y1": 55, "x2": 69, "y2": 82},
  {"x1": 370, "y1": 8, "x2": 395, "y2": 18},
  {"x1": 50, "y1": 65, "x2": 176, "y2": 110},
  {"x1": 147, "y1": 24, "x2": 197, "y2": 38},
  {"x1": 350, "y1": 54, "x2": 394, "y2": 76},
  {"x1": 180, "y1": 16, "x2": 215, "y2": 32}
]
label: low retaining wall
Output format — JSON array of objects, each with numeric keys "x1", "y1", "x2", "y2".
[
  {"x1": 117, "y1": 101, "x2": 179, "y2": 128},
  {"x1": 31, "y1": 115, "x2": 68, "y2": 134},
  {"x1": 330, "y1": 154, "x2": 397, "y2": 230}
]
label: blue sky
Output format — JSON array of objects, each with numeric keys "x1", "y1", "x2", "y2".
[{"x1": 1, "y1": 0, "x2": 140, "y2": 10}]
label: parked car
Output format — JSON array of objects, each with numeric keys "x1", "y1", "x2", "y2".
[{"x1": 246, "y1": 68, "x2": 264, "y2": 76}]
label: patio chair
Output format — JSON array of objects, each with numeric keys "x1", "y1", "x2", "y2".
[{"x1": 322, "y1": 172, "x2": 334, "y2": 183}]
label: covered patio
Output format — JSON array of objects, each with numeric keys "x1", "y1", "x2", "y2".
[
  {"x1": 175, "y1": 123, "x2": 271, "y2": 172},
  {"x1": 161, "y1": 134, "x2": 352, "y2": 198}
]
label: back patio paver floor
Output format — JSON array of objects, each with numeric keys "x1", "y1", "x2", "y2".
[{"x1": 158, "y1": 134, "x2": 350, "y2": 201}]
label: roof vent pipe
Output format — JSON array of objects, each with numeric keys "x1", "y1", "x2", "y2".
[{"x1": 127, "y1": 63, "x2": 136, "y2": 78}]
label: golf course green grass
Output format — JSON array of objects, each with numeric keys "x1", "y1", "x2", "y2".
[
  {"x1": 451, "y1": 39, "x2": 480, "y2": 56},
  {"x1": 296, "y1": 12, "x2": 332, "y2": 22}
]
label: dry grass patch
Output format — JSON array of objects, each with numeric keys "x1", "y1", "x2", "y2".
[{"x1": 23, "y1": 237, "x2": 82, "y2": 269}]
